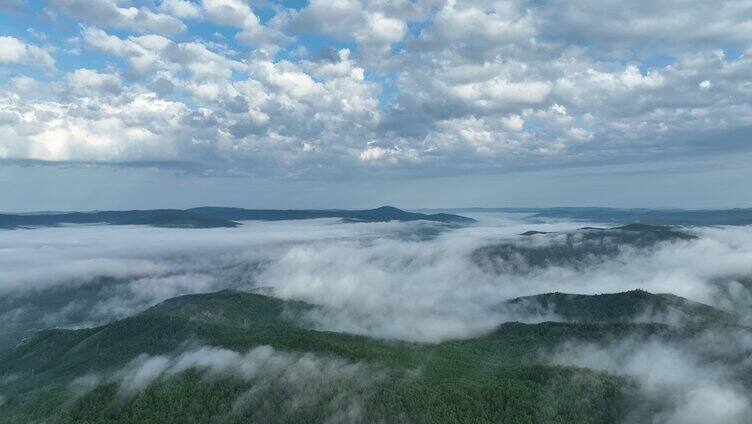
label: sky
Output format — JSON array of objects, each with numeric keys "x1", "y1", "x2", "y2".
[{"x1": 0, "y1": 0, "x2": 751, "y2": 211}]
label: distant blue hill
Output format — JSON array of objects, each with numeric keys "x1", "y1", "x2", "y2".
[
  {"x1": 435, "y1": 207, "x2": 752, "y2": 226},
  {"x1": 529, "y1": 207, "x2": 752, "y2": 226},
  {"x1": 0, "y1": 206, "x2": 475, "y2": 229}
]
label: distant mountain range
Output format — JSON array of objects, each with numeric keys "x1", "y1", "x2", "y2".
[
  {"x1": 7, "y1": 206, "x2": 752, "y2": 229},
  {"x1": 430, "y1": 207, "x2": 752, "y2": 226},
  {"x1": 0, "y1": 206, "x2": 475, "y2": 229}
]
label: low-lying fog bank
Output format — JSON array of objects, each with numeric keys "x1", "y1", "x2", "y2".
[
  {"x1": 2, "y1": 214, "x2": 752, "y2": 342},
  {"x1": 3, "y1": 213, "x2": 752, "y2": 423}
]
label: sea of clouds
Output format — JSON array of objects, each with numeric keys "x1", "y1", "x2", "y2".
[
  {"x1": 3, "y1": 213, "x2": 752, "y2": 422},
  {"x1": 2, "y1": 213, "x2": 752, "y2": 341}
]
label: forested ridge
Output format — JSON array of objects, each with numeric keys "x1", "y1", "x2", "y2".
[{"x1": 0, "y1": 289, "x2": 741, "y2": 423}]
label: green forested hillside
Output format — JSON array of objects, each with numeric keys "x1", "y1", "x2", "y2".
[
  {"x1": 503, "y1": 289, "x2": 734, "y2": 324},
  {"x1": 473, "y1": 224, "x2": 695, "y2": 273},
  {"x1": 0, "y1": 290, "x2": 742, "y2": 423}
]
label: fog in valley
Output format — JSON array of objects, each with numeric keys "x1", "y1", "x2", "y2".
[
  {"x1": 2, "y1": 214, "x2": 752, "y2": 423},
  {"x1": 3, "y1": 214, "x2": 752, "y2": 340}
]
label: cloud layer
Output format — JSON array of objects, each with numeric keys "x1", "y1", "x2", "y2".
[
  {"x1": 4, "y1": 214, "x2": 752, "y2": 343},
  {"x1": 4, "y1": 215, "x2": 752, "y2": 422},
  {"x1": 551, "y1": 331, "x2": 752, "y2": 424},
  {"x1": 0, "y1": 1, "x2": 751, "y2": 177}
]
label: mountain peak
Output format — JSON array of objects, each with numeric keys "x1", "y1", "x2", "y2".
[{"x1": 371, "y1": 206, "x2": 403, "y2": 212}]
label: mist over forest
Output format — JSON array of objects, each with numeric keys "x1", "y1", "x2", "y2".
[
  {"x1": 3, "y1": 0, "x2": 752, "y2": 421},
  {"x1": 2, "y1": 210, "x2": 752, "y2": 423}
]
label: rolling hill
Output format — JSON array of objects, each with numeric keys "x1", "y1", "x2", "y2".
[
  {"x1": 501, "y1": 290, "x2": 733, "y2": 325},
  {"x1": 0, "y1": 288, "x2": 742, "y2": 423},
  {"x1": 474, "y1": 223, "x2": 695, "y2": 273},
  {"x1": 0, "y1": 206, "x2": 474, "y2": 229}
]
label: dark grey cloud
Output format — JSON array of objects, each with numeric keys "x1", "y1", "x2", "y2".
[
  {"x1": 536, "y1": 0, "x2": 752, "y2": 49},
  {"x1": 316, "y1": 47, "x2": 341, "y2": 63},
  {"x1": 0, "y1": 0, "x2": 26, "y2": 13},
  {"x1": 50, "y1": 0, "x2": 186, "y2": 35}
]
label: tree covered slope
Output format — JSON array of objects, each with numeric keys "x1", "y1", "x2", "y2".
[
  {"x1": 0, "y1": 288, "x2": 743, "y2": 423},
  {"x1": 474, "y1": 224, "x2": 695, "y2": 273},
  {"x1": 502, "y1": 289, "x2": 734, "y2": 325}
]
